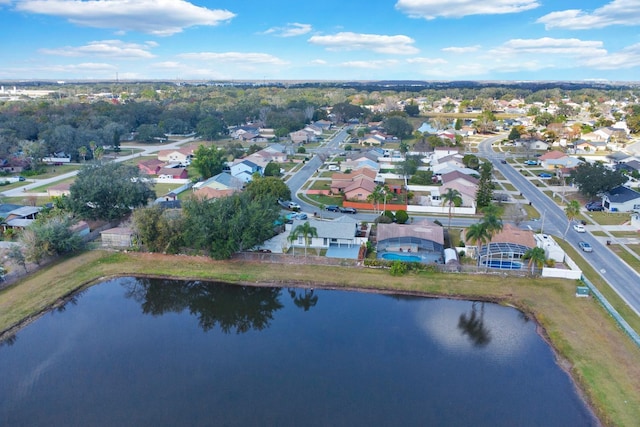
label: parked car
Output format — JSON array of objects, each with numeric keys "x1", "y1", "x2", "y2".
[
  {"x1": 538, "y1": 172, "x2": 553, "y2": 178},
  {"x1": 325, "y1": 205, "x2": 340, "y2": 212},
  {"x1": 524, "y1": 160, "x2": 538, "y2": 165},
  {"x1": 573, "y1": 223, "x2": 586, "y2": 233},
  {"x1": 586, "y1": 201, "x2": 604, "y2": 211},
  {"x1": 339, "y1": 207, "x2": 357, "y2": 214},
  {"x1": 579, "y1": 241, "x2": 593, "y2": 252},
  {"x1": 500, "y1": 159, "x2": 507, "y2": 164}
]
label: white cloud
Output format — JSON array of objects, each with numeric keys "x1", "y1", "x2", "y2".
[
  {"x1": 442, "y1": 45, "x2": 481, "y2": 53},
  {"x1": 179, "y1": 52, "x2": 288, "y2": 66},
  {"x1": 491, "y1": 37, "x2": 607, "y2": 57},
  {"x1": 537, "y1": 0, "x2": 640, "y2": 30},
  {"x1": 395, "y1": 0, "x2": 539, "y2": 19},
  {"x1": 14, "y1": 0, "x2": 235, "y2": 36},
  {"x1": 339, "y1": 59, "x2": 400, "y2": 69},
  {"x1": 39, "y1": 40, "x2": 156, "y2": 59},
  {"x1": 310, "y1": 59, "x2": 327, "y2": 65},
  {"x1": 406, "y1": 57, "x2": 448, "y2": 64},
  {"x1": 263, "y1": 23, "x2": 312, "y2": 37},
  {"x1": 580, "y1": 43, "x2": 640, "y2": 70},
  {"x1": 308, "y1": 32, "x2": 418, "y2": 54}
]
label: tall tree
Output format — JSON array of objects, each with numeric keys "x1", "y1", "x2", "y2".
[
  {"x1": 245, "y1": 176, "x2": 291, "y2": 202},
  {"x1": 564, "y1": 200, "x2": 581, "y2": 238},
  {"x1": 19, "y1": 214, "x2": 83, "y2": 265},
  {"x1": 441, "y1": 188, "x2": 462, "y2": 233},
  {"x1": 68, "y1": 162, "x2": 155, "y2": 221},
  {"x1": 191, "y1": 144, "x2": 227, "y2": 180},
  {"x1": 182, "y1": 193, "x2": 279, "y2": 259},
  {"x1": 288, "y1": 221, "x2": 318, "y2": 256},
  {"x1": 465, "y1": 223, "x2": 489, "y2": 267},
  {"x1": 570, "y1": 162, "x2": 626, "y2": 199},
  {"x1": 480, "y1": 204, "x2": 503, "y2": 247},
  {"x1": 475, "y1": 162, "x2": 495, "y2": 208},
  {"x1": 523, "y1": 247, "x2": 546, "y2": 275}
]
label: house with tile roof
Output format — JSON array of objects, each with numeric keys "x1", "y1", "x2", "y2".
[{"x1": 467, "y1": 223, "x2": 536, "y2": 270}]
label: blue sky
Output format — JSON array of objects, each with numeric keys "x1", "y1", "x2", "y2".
[{"x1": 1, "y1": 0, "x2": 640, "y2": 82}]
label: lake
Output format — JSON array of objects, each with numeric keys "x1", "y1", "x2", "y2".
[{"x1": 0, "y1": 277, "x2": 597, "y2": 426}]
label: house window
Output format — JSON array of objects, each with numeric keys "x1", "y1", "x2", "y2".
[
  {"x1": 297, "y1": 237, "x2": 303, "y2": 245},
  {"x1": 324, "y1": 238, "x2": 328, "y2": 245}
]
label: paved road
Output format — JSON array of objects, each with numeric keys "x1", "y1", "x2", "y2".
[
  {"x1": 1, "y1": 137, "x2": 198, "y2": 198},
  {"x1": 479, "y1": 136, "x2": 640, "y2": 317}
]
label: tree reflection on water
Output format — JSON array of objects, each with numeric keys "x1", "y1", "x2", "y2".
[
  {"x1": 288, "y1": 288, "x2": 319, "y2": 311},
  {"x1": 458, "y1": 301, "x2": 492, "y2": 347},
  {"x1": 123, "y1": 278, "x2": 284, "y2": 334}
]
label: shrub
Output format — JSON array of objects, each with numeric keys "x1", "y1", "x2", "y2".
[{"x1": 390, "y1": 260, "x2": 407, "y2": 276}]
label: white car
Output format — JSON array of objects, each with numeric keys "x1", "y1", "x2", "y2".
[{"x1": 573, "y1": 223, "x2": 586, "y2": 233}]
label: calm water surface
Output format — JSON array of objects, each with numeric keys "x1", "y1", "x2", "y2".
[{"x1": 0, "y1": 277, "x2": 597, "y2": 426}]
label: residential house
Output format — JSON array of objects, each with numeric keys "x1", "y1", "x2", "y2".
[
  {"x1": 157, "y1": 147, "x2": 194, "y2": 164},
  {"x1": 575, "y1": 139, "x2": 607, "y2": 153},
  {"x1": 229, "y1": 159, "x2": 262, "y2": 183},
  {"x1": 469, "y1": 223, "x2": 536, "y2": 270},
  {"x1": 330, "y1": 168, "x2": 377, "y2": 194},
  {"x1": 538, "y1": 150, "x2": 582, "y2": 170},
  {"x1": 287, "y1": 216, "x2": 364, "y2": 254},
  {"x1": 602, "y1": 186, "x2": 640, "y2": 213},
  {"x1": 437, "y1": 171, "x2": 478, "y2": 209},
  {"x1": 157, "y1": 167, "x2": 188, "y2": 180},
  {"x1": 343, "y1": 177, "x2": 377, "y2": 201},
  {"x1": 254, "y1": 145, "x2": 288, "y2": 163},
  {"x1": 432, "y1": 147, "x2": 460, "y2": 161},
  {"x1": 193, "y1": 171, "x2": 244, "y2": 199},
  {"x1": 289, "y1": 129, "x2": 313, "y2": 144},
  {"x1": 138, "y1": 159, "x2": 165, "y2": 175},
  {"x1": 230, "y1": 125, "x2": 260, "y2": 140},
  {"x1": 376, "y1": 220, "x2": 445, "y2": 264},
  {"x1": 516, "y1": 138, "x2": 549, "y2": 151},
  {"x1": 3, "y1": 206, "x2": 42, "y2": 231}
]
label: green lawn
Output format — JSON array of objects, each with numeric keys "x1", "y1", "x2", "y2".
[
  {"x1": 308, "y1": 180, "x2": 331, "y2": 191},
  {"x1": 609, "y1": 231, "x2": 640, "y2": 238},
  {"x1": 609, "y1": 245, "x2": 640, "y2": 274},
  {"x1": 305, "y1": 194, "x2": 344, "y2": 207},
  {"x1": 501, "y1": 182, "x2": 517, "y2": 191},
  {"x1": 582, "y1": 211, "x2": 631, "y2": 226},
  {"x1": 29, "y1": 177, "x2": 76, "y2": 192}
]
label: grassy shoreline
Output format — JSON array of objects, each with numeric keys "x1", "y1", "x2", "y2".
[{"x1": 1, "y1": 250, "x2": 639, "y2": 426}]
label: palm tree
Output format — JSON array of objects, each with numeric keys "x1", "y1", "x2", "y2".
[
  {"x1": 288, "y1": 221, "x2": 318, "y2": 256},
  {"x1": 564, "y1": 200, "x2": 581, "y2": 238},
  {"x1": 523, "y1": 247, "x2": 546, "y2": 275},
  {"x1": 479, "y1": 204, "x2": 503, "y2": 266},
  {"x1": 367, "y1": 184, "x2": 390, "y2": 214},
  {"x1": 441, "y1": 188, "x2": 462, "y2": 232},
  {"x1": 78, "y1": 146, "x2": 88, "y2": 162},
  {"x1": 465, "y1": 222, "x2": 489, "y2": 266}
]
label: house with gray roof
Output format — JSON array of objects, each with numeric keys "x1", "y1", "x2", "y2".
[
  {"x1": 376, "y1": 220, "x2": 445, "y2": 264},
  {"x1": 602, "y1": 186, "x2": 640, "y2": 213},
  {"x1": 287, "y1": 216, "x2": 366, "y2": 254}
]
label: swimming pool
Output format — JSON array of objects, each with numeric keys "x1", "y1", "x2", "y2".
[
  {"x1": 485, "y1": 260, "x2": 524, "y2": 270},
  {"x1": 381, "y1": 253, "x2": 422, "y2": 262}
]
